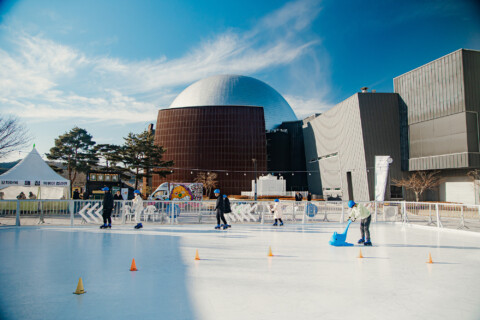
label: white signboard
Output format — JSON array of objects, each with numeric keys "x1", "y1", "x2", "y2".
[{"x1": 375, "y1": 156, "x2": 392, "y2": 202}]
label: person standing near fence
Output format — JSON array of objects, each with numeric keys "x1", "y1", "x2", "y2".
[
  {"x1": 271, "y1": 199, "x2": 284, "y2": 226},
  {"x1": 100, "y1": 187, "x2": 114, "y2": 229},
  {"x1": 347, "y1": 200, "x2": 372, "y2": 246},
  {"x1": 133, "y1": 190, "x2": 144, "y2": 229},
  {"x1": 214, "y1": 189, "x2": 228, "y2": 230}
]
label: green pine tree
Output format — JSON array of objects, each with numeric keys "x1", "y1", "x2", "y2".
[
  {"x1": 121, "y1": 130, "x2": 173, "y2": 192},
  {"x1": 46, "y1": 127, "x2": 98, "y2": 188}
]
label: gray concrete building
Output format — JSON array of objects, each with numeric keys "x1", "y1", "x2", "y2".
[
  {"x1": 303, "y1": 92, "x2": 403, "y2": 201},
  {"x1": 394, "y1": 49, "x2": 480, "y2": 203}
]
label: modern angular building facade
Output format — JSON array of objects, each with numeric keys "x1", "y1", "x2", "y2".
[
  {"x1": 303, "y1": 93, "x2": 403, "y2": 201},
  {"x1": 394, "y1": 49, "x2": 480, "y2": 203}
]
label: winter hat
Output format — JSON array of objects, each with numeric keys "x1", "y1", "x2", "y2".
[
  {"x1": 348, "y1": 200, "x2": 355, "y2": 208},
  {"x1": 214, "y1": 189, "x2": 220, "y2": 194},
  {"x1": 274, "y1": 199, "x2": 279, "y2": 202},
  {"x1": 102, "y1": 187, "x2": 109, "y2": 191},
  {"x1": 134, "y1": 190, "x2": 141, "y2": 194}
]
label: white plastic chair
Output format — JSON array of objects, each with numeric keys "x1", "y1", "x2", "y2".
[
  {"x1": 143, "y1": 205, "x2": 158, "y2": 222},
  {"x1": 122, "y1": 205, "x2": 134, "y2": 222}
]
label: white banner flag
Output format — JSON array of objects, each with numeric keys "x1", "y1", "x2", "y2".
[{"x1": 375, "y1": 156, "x2": 392, "y2": 201}]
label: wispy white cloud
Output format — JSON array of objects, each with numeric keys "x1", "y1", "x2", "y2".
[
  {"x1": 284, "y1": 95, "x2": 332, "y2": 119},
  {"x1": 0, "y1": 0, "x2": 328, "y2": 124}
]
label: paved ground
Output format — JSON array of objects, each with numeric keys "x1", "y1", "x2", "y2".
[{"x1": 0, "y1": 223, "x2": 479, "y2": 320}]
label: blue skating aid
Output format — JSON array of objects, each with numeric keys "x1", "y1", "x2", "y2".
[{"x1": 329, "y1": 220, "x2": 354, "y2": 246}]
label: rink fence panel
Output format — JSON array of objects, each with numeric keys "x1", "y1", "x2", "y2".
[{"x1": 1, "y1": 199, "x2": 479, "y2": 230}]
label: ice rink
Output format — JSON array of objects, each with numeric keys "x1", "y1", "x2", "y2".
[{"x1": 0, "y1": 222, "x2": 479, "y2": 320}]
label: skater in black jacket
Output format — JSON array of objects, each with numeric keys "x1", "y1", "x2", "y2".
[
  {"x1": 100, "y1": 187, "x2": 114, "y2": 229},
  {"x1": 214, "y1": 189, "x2": 229, "y2": 229}
]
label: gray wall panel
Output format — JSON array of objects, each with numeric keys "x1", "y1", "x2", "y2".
[
  {"x1": 463, "y1": 50, "x2": 480, "y2": 113},
  {"x1": 303, "y1": 94, "x2": 369, "y2": 200},
  {"x1": 358, "y1": 93, "x2": 403, "y2": 200},
  {"x1": 394, "y1": 49, "x2": 465, "y2": 125}
]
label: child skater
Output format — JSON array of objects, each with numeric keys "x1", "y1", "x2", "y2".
[
  {"x1": 132, "y1": 190, "x2": 144, "y2": 229},
  {"x1": 271, "y1": 199, "x2": 284, "y2": 226},
  {"x1": 347, "y1": 200, "x2": 372, "y2": 246}
]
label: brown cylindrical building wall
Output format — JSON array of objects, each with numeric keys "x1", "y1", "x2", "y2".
[{"x1": 152, "y1": 106, "x2": 267, "y2": 196}]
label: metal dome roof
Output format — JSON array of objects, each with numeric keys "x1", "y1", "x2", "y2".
[{"x1": 170, "y1": 74, "x2": 297, "y2": 130}]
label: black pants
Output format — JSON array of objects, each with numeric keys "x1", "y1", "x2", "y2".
[
  {"x1": 103, "y1": 208, "x2": 112, "y2": 225},
  {"x1": 360, "y1": 215, "x2": 371, "y2": 241},
  {"x1": 216, "y1": 209, "x2": 227, "y2": 225}
]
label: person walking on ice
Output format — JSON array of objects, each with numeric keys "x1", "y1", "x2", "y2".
[
  {"x1": 100, "y1": 187, "x2": 114, "y2": 229},
  {"x1": 271, "y1": 199, "x2": 284, "y2": 226},
  {"x1": 214, "y1": 189, "x2": 229, "y2": 229},
  {"x1": 347, "y1": 200, "x2": 372, "y2": 246},
  {"x1": 132, "y1": 190, "x2": 144, "y2": 229}
]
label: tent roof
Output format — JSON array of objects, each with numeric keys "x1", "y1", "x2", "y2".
[{"x1": 0, "y1": 148, "x2": 69, "y2": 187}]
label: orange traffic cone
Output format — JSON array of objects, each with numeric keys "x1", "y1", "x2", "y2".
[
  {"x1": 195, "y1": 250, "x2": 200, "y2": 260},
  {"x1": 268, "y1": 246, "x2": 274, "y2": 257},
  {"x1": 73, "y1": 277, "x2": 86, "y2": 295},
  {"x1": 427, "y1": 253, "x2": 433, "y2": 264},
  {"x1": 358, "y1": 249, "x2": 364, "y2": 259},
  {"x1": 130, "y1": 258, "x2": 138, "y2": 271}
]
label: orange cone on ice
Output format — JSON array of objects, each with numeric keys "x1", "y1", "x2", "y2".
[
  {"x1": 130, "y1": 258, "x2": 138, "y2": 271},
  {"x1": 195, "y1": 250, "x2": 200, "y2": 260},
  {"x1": 268, "y1": 246, "x2": 274, "y2": 257},
  {"x1": 358, "y1": 249, "x2": 364, "y2": 259},
  {"x1": 73, "y1": 277, "x2": 86, "y2": 295},
  {"x1": 427, "y1": 253, "x2": 433, "y2": 264}
]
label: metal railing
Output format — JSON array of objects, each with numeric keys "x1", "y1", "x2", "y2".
[{"x1": 1, "y1": 199, "x2": 479, "y2": 231}]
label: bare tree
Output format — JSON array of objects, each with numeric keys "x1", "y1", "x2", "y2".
[
  {"x1": 194, "y1": 172, "x2": 218, "y2": 198},
  {"x1": 393, "y1": 171, "x2": 441, "y2": 202},
  {"x1": 0, "y1": 116, "x2": 30, "y2": 159}
]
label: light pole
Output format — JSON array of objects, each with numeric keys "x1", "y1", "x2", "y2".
[{"x1": 252, "y1": 158, "x2": 257, "y2": 201}]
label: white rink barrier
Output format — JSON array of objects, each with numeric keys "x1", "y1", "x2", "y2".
[{"x1": 1, "y1": 199, "x2": 480, "y2": 231}]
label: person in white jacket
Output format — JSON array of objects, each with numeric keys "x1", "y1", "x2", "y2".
[
  {"x1": 132, "y1": 190, "x2": 144, "y2": 229},
  {"x1": 271, "y1": 199, "x2": 284, "y2": 226}
]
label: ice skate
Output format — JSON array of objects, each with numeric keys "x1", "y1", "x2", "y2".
[
  {"x1": 280, "y1": 222, "x2": 284, "y2": 226},
  {"x1": 134, "y1": 223, "x2": 143, "y2": 229},
  {"x1": 364, "y1": 240, "x2": 372, "y2": 246},
  {"x1": 100, "y1": 224, "x2": 107, "y2": 229},
  {"x1": 215, "y1": 225, "x2": 221, "y2": 229},
  {"x1": 273, "y1": 221, "x2": 278, "y2": 226},
  {"x1": 223, "y1": 224, "x2": 228, "y2": 230},
  {"x1": 225, "y1": 224, "x2": 231, "y2": 228},
  {"x1": 358, "y1": 238, "x2": 365, "y2": 244},
  {"x1": 107, "y1": 224, "x2": 112, "y2": 229}
]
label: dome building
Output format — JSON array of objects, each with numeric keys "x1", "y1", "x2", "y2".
[
  {"x1": 170, "y1": 74, "x2": 297, "y2": 130},
  {"x1": 152, "y1": 74, "x2": 298, "y2": 196}
]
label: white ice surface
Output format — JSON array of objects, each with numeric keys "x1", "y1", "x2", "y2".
[{"x1": 0, "y1": 223, "x2": 479, "y2": 320}]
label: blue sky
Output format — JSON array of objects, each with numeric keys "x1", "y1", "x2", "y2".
[{"x1": 0, "y1": 0, "x2": 479, "y2": 161}]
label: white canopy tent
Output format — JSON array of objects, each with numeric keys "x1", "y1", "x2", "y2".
[{"x1": 0, "y1": 148, "x2": 70, "y2": 199}]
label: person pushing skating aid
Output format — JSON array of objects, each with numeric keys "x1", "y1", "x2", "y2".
[
  {"x1": 214, "y1": 189, "x2": 229, "y2": 229},
  {"x1": 347, "y1": 200, "x2": 372, "y2": 246}
]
